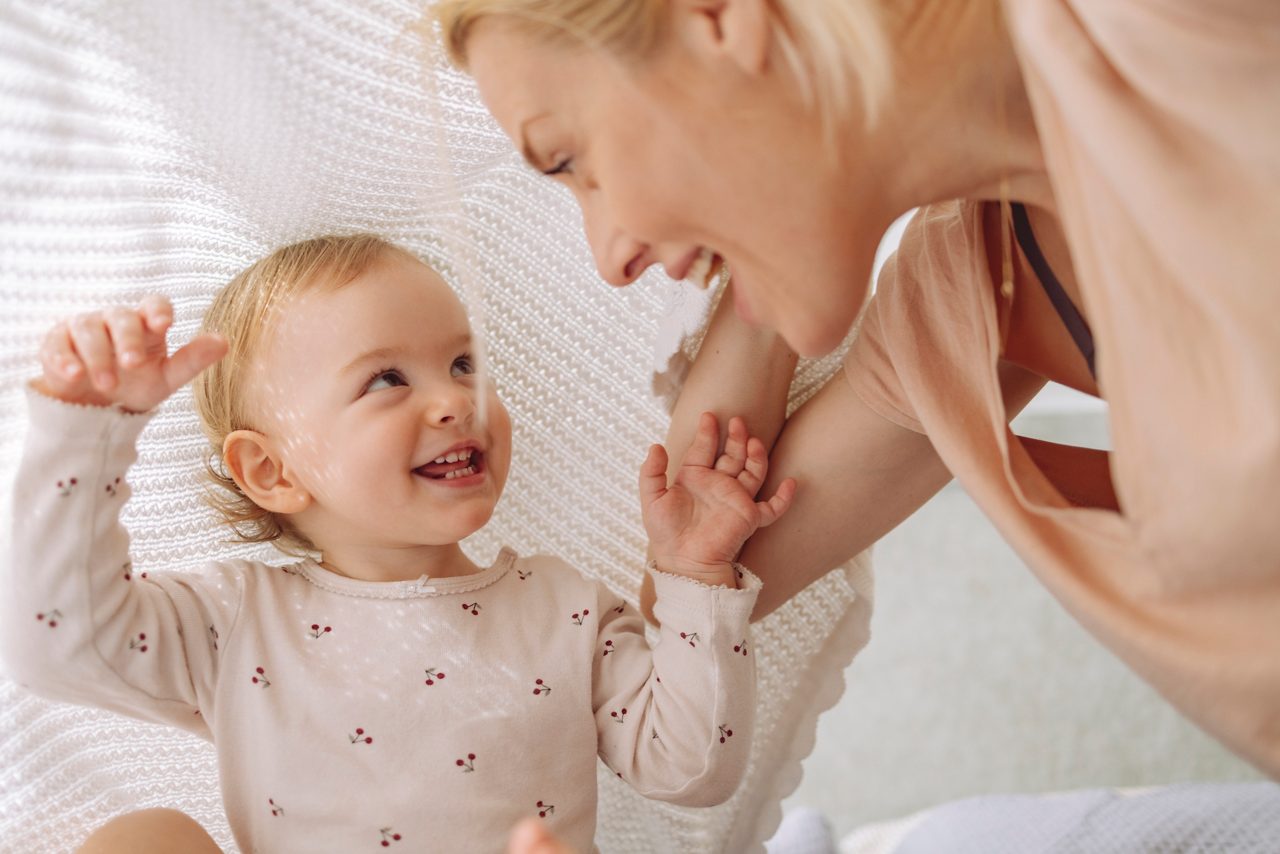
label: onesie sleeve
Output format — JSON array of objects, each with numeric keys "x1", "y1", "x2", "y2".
[
  {"x1": 592, "y1": 566, "x2": 760, "y2": 807},
  {"x1": 0, "y1": 386, "x2": 242, "y2": 738}
]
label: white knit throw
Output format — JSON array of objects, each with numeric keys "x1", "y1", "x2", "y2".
[{"x1": 0, "y1": 2, "x2": 871, "y2": 851}]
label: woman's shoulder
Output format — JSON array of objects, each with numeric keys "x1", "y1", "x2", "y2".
[{"x1": 872, "y1": 200, "x2": 992, "y2": 324}]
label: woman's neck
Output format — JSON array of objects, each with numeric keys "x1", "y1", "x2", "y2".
[{"x1": 848, "y1": 0, "x2": 1051, "y2": 222}]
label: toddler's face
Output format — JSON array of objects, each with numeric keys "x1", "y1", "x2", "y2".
[{"x1": 247, "y1": 252, "x2": 511, "y2": 551}]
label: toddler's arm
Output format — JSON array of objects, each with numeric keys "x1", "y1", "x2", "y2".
[
  {"x1": 0, "y1": 298, "x2": 230, "y2": 734},
  {"x1": 590, "y1": 413, "x2": 792, "y2": 804},
  {"x1": 591, "y1": 566, "x2": 760, "y2": 807}
]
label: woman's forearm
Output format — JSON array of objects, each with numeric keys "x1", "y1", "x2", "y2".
[{"x1": 666, "y1": 283, "x2": 799, "y2": 463}]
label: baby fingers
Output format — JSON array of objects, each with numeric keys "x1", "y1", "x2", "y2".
[
  {"x1": 67, "y1": 312, "x2": 118, "y2": 392},
  {"x1": 39, "y1": 321, "x2": 87, "y2": 392},
  {"x1": 754, "y1": 477, "x2": 797, "y2": 529},
  {"x1": 103, "y1": 306, "x2": 147, "y2": 368},
  {"x1": 162, "y1": 333, "x2": 228, "y2": 395},
  {"x1": 139, "y1": 293, "x2": 174, "y2": 336},
  {"x1": 713, "y1": 416, "x2": 749, "y2": 477},
  {"x1": 683, "y1": 412, "x2": 721, "y2": 469},
  {"x1": 736, "y1": 435, "x2": 769, "y2": 495}
]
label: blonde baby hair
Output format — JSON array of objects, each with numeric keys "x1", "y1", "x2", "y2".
[
  {"x1": 192, "y1": 234, "x2": 415, "y2": 555},
  {"x1": 432, "y1": 0, "x2": 891, "y2": 133}
]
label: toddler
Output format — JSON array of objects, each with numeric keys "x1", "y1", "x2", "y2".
[{"x1": 0, "y1": 235, "x2": 795, "y2": 852}]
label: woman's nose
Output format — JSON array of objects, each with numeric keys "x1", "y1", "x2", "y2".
[{"x1": 582, "y1": 198, "x2": 649, "y2": 287}]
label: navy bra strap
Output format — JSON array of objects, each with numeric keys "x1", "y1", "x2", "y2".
[{"x1": 1010, "y1": 202, "x2": 1096, "y2": 379}]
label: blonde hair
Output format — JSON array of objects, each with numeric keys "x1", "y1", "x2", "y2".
[
  {"x1": 192, "y1": 234, "x2": 414, "y2": 555},
  {"x1": 432, "y1": 0, "x2": 891, "y2": 131}
]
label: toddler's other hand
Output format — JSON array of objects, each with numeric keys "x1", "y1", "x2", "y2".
[
  {"x1": 33, "y1": 295, "x2": 227, "y2": 413},
  {"x1": 507, "y1": 818, "x2": 574, "y2": 854},
  {"x1": 640, "y1": 412, "x2": 796, "y2": 586}
]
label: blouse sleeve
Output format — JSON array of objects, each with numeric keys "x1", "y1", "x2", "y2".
[
  {"x1": 591, "y1": 567, "x2": 760, "y2": 807},
  {"x1": 0, "y1": 385, "x2": 243, "y2": 738}
]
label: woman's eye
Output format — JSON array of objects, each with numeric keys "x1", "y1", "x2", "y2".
[
  {"x1": 365, "y1": 369, "x2": 408, "y2": 393},
  {"x1": 451, "y1": 354, "x2": 475, "y2": 377},
  {"x1": 542, "y1": 157, "x2": 573, "y2": 178}
]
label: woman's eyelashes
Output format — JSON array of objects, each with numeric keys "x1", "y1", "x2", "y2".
[{"x1": 542, "y1": 157, "x2": 573, "y2": 178}]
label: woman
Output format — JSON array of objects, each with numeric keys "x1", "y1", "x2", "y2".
[{"x1": 434, "y1": 0, "x2": 1280, "y2": 778}]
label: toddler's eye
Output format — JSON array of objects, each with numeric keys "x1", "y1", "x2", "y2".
[
  {"x1": 365, "y1": 368, "x2": 408, "y2": 393},
  {"x1": 451, "y1": 354, "x2": 475, "y2": 377}
]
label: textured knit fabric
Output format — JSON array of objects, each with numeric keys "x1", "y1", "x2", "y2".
[
  {"x1": 1, "y1": 387, "x2": 760, "y2": 853},
  {"x1": 846, "y1": 0, "x2": 1280, "y2": 776},
  {"x1": 0, "y1": 3, "x2": 871, "y2": 850}
]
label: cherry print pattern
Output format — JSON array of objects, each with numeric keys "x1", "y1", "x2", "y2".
[
  {"x1": 461, "y1": 602, "x2": 481, "y2": 616},
  {"x1": 55, "y1": 477, "x2": 77, "y2": 496},
  {"x1": 719, "y1": 724, "x2": 734, "y2": 744},
  {"x1": 679, "y1": 631, "x2": 700, "y2": 648},
  {"x1": 424, "y1": 668, "x2": 446, "y2": 686},
  {"x1": 104, "y1": 476, "x2": 121, "y2": 497},
  {"x1": 208, "y1": 625, "x2": 219, "y2": 651},
  {"x1": 120, "y1": 562, "x2": 146, "y2": 581},
  {"x1": 536, "y1": 800, "x2": 555, "y2": 818},
  {"x1": 36, "y1": 609, "x2": 62, "y2": 628},
  {"x1": 733, "y1": 639, "x2": 749, "y2": 656},
  {"x1": 379, "y1": 828, "x2": 402, "y2": 847},
  {"x1": 517, "y1": 569, "x2": 532, "y2": 580},
  {"x1": 307, "y1": 623, "x2": 332, "y2": 639},
  {"x1": 129, "y1": 633, "x2": 148, "y2": 653},
  {"x1": 612, "y1": 605, "x2": 625, "y2": 614},
  {"x1": 610, "y1": 708, "x2": 628, "y2": 725},
  {"x1": 350, "y1": 727, "x2": 373, "y2": 745},
  {"x1": 602, "y1": 640, "x2": 615, "y2": 657},
  {"x1": 251, "y1": 666, "x2": 270, "y2": 687},
  {"x1": 456, "y1": 753, "x2": 476, "y2": 772},
  {"x1": 532, "y1": 678, "x2": 550, "y2": 696},
  {"x1": 269, "y1": 798, "x2": 284, "y2": 817},
  {"x1": 570, "y1": 609, "x2": 590, "y2": 626}
]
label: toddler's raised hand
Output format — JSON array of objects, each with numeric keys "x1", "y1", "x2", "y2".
[
  {"x1": 34, "y1": 295, "x2": 227, "y2": 413},
  {"x1": 640, "y1": 412, "x2": 796, "y2": 586}
]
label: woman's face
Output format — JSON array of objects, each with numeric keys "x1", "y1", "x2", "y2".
[{"x1": 467, "y1": 11, "x2": 882, "y2": 357}]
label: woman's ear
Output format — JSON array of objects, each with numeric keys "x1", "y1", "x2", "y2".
[
  {"x1": 223, "y1": 429, "x2": 312, "y2": 516},
  {"x1": 679, "y1": 0, "x2": 771, "y2": 76}
]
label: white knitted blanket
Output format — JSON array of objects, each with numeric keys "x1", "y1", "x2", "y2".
[{"x1": 0, "y1": 2, "x2": 872, "y2": 851}]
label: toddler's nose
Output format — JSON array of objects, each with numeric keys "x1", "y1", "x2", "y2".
[{"x1": 426, "y1": 386, "x2": 474, "y2": 426}]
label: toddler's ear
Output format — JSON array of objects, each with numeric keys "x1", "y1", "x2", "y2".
[{"x1": 223, "y1": 430, "x2": 312, "y2": 515}]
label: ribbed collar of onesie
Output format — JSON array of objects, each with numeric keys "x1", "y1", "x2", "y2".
[{"x1": 294, "y1": 547, "x2": 516, "y2": 600}]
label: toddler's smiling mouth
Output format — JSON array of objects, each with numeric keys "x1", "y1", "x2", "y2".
[{"x1": 414, "y1": 446, "x2": 486, "y2": 482}]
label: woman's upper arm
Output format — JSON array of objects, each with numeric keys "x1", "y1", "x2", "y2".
[{"x1": 739, "y1": 366, "x2": 952, "y2": 619}]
